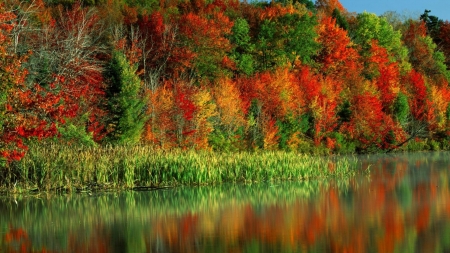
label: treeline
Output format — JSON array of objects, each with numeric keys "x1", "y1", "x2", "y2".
[{"x1": 1, "y1": 0, "x2": 450, "y2": 162}]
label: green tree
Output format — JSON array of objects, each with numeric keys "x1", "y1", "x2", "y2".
[
  {"x1": 393, "y1": 92, "x2": 410, "y2": 125},
  {"x1": 105, "y1": 50, "x2": 147, "y2": 145},
  {"x1": 229, "y1": 18, "x2": 255, "y2": 76},
  {"x1": 256, "y1": 12, "x2": 319, "y2": 70},
  {"x1": 332, "y1": 8, "x2": 348, "y2": 30},
  {"x1": 403, "y1": 20, "x2": 450, "y2": 83},
  {"x1": 420, "y1": 10, "x2": 442, "y2": 42},
  {"x1": 351, "y1": 12, "x2": 410, "y2": 72}
]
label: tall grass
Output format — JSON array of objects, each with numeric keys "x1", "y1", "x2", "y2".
[{"x1": 1, "y1": 144, "x2": 357, "y2": 193}]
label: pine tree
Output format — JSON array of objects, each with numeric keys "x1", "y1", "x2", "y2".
[{"x1": 105, "y1": 50, "x2": 147, "y2": 145}]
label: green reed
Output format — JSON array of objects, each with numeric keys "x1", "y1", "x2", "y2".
[{"x1": 1, "y1": 144, "x2": 357, "y2": 193}]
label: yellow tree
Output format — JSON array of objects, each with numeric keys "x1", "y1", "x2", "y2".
[{"x1": 190, "y1": 88, "x2": 217, "y2": 149}]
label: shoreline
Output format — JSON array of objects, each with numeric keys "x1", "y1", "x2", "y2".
[{"x1": 0, "y1": 144, "x2": 358, "y2": 195}]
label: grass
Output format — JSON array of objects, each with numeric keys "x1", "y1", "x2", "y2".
[{"x1": 0, "y1": 144, "x2": 357, "y2": 194}]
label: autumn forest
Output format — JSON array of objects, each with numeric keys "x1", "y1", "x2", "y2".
[{"x1": 2, "y1": 0, "x2": 450, "y2": 164}]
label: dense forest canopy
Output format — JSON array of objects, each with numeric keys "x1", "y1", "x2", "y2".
[{"x1": 1, "y1": 0, "x2": 450, "y2": 162}]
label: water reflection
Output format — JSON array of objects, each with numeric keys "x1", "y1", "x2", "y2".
[{"x1": 1, "y1": 152, "x2": 450, "y2": 252}]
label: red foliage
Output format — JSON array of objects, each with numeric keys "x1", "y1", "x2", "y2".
[
  {"x1": 341, "y1": 92, "x2": 403, "y2": 149},
  {"x1": 404, "y1": 70, "x2": 427, "y2": 121},
  {"x1": 438, "y1": 21, "x2": 450, "y2": 65},
  {"x1": 368, "y1": 41, "x2": 400, "y2": 111},
  {"x1": 176, "y1": 89, "x2": 197, "y2": 121}
]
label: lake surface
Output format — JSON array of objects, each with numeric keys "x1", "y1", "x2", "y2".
[{"x1": 1, "y1": 152, "x2": 450, "y2": 253}]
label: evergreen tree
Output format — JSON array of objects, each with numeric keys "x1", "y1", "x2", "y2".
[
  {"x1": 332, "y1": 8, "x2": 349, "y2": 30},
  {"x1": 393, "y1": 92, "x2": 410, "y2": 125},
  {"x1": 105, "y1": 50, "x2": 147, "y2": 145}
]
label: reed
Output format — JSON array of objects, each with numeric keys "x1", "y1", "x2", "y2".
[{"x1": 1, "y1": 144, "x2": 357, "y2": 193}]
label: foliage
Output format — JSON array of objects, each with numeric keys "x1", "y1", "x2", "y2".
[
  {"x1": 351, "y1": 12, "x2": 410, "y2": 72},
  {"x1": 105, "y1": 50, "x2": 146, "y2": 145},
  {"x1": 1, "y1": 0, "x2": 450, "y2": 165},
  {"x1": 393, "y1": 92, "x2": 410, "y2": 125},
  {"x1": 3, "y1": 144, "x2": 357, "y2": 191},
  {"x1": 255, "y1": 6, "x2": 319, "y2": 70},
  {"x1": 229, "y1": 17, "x2": 255, "y2": 76}
]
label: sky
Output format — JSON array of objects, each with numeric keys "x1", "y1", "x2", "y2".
[{"x1": 337, "y1": 0, "x2": 450, "y2": 21}]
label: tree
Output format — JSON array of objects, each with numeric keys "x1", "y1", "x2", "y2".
[
  {"x1": 24, "y1": 2, "x2": 108, "y2": 142},
  {"x1": 351, "y1": 12, "x2": 410, "y2": 73},
  {"x1": 190, "y1": 88, "x2": 217, "y2": 149},
  {"x1": 105, "y1": 50, "x2": 146, "y2": 144},
  {"x1": 402, "y1": 20, "x2": 450, "y2": 84},
  {"x1": 210, "y1": 77, "x2": 246, "y2": 150},
  {"x1": 315, "y1": 0, "x2": 345, "y2": 17},
  {"x1": 393, "y1": 92, "x2": 410, "y2": 125},
  {"x1": 0, "y1": 4, "x2": 30, "y2": 162},
  {"x1": 255, "y1": 4, "x2": 319, "y2": 70},
  {"x1": 331, "y1": 8, "x2": 348, "y2": 30},
  {"x1": 341, "y1": 92, "x2": 403, "y2": 150},
  {"x1": 136, "y1": 10, "x2": 178, "y2": 91},
  {"x1": 437, "y1": 21, "x2": 450, "y2": 67},
  {"x1": 366, "y1": 40, "x2": 400, "y2": 112},
  {"x1": 316, "y1": 16, "x2": 359, "y2": 78},
  {"x1": 0, "y1": 3, "x2": 60, "y2": 163},
  {"x1": 229, "y1": 17, "x2": 255, "y2": 76},
  {"x1": 420, "y1": 10, "x2": 442, "y2": 42},
  {"x1": 178, "y1": 7, "x2": 234, "y2": 81}
]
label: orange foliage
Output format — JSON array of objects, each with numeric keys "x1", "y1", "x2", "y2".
[
  {"x1": 367, "y1": 40, "x2": 400, "y2": 111},
  {"x1": 430, "y1": 85, "x2": 450, "y2": 130},
  {"x1": 315, "y1": 0, "x2": 346, "y2": 17},
  {"x1": 316, "y1": 16, "x2": 360, "y2": 79},
  {"x1": 144, "y1": 85, "x2": 177, "y2": 148},
  {"x1": 263, "y1": 119, "x2": 279, "y2": 150},
  {"x1": 190, "y1": 88, "x2": 217, "y2": 149},
  {"x1": 212, "y1": 78, "x2": 246, "y2": 132},
  {"x1": 259, "y1": 3, "x2": 296, "y2": 21},
  {"x1": 403, "y1": 70, "x2": 429, "y2": 121},
  {"x1": 342, "y1": 92, "x2": 404, "y2": 149}
]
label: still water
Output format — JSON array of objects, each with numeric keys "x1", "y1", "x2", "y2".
[{"x1": 1, "y1": 152, "x2": 450, "y2": 253}]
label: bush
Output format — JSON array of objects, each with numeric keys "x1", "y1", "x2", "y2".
[{"x1": 332, "y1": 132, "x2": 356, "y2": 154}]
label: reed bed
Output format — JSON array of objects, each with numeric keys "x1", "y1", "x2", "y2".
[{"x1": 1, "y1": 144, "x2": 357, "y2": 193}]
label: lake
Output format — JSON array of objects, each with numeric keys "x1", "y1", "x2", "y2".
[{"x1": 1, "y1": 151, "x2": 450, "y2": 252}]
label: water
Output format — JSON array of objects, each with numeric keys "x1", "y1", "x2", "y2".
[{"x1": 1, "y1": 151, "x2": 450, "y2": 253}]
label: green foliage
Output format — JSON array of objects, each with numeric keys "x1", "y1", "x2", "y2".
[
  {"x1": 247, "y1": 99, "x2": 264, "y2": 149},
  {"x1": 393, "y1": 92, "x2": 410, "y2": 125},
  {"x1": 446, "y1": 103, "x2": 450, "y2": 121},
  {"x1": 229, "y1": 18, "x2": 255, "y2": 76},
  {"x1": 296, "y1": 0, "x2": 315, "y2": 11},
  {"x1": 351, "y1": 12, "x2": 409, "y2": 70},
  {"x1": 56, "y1": 115, "x2": 97, "y2": 147},
  {"x1": 332, "y1": 8, "x2": 349, "y2": 30},
  {"x1": 415, "y1": 35, "x2": 450, "y2": 82},
  {"x1": 105, "y1": 50, "x2": 147, "y2": 145},
  {"x1": 433, "y1": 50, "x2": 450, "y2": 82},
  {"x1": 5, "y1": 145, "x2": 357, "y2": 191},
  {"x1": 337, "y1": 100, "x2": 351, "y2": 125},
  {"x1": 430, "y1": 139, "x2": 441, "y2": 151},
  {"x1": 209, "y1": 128, "x2": 243, "y2": 152},
  {"x1": 275, "y1": 0, "x2": 316, "y2": 12},
  {"x1": 420, "y1": 10, "x2": 442, "y2": 39},
  {"x1": 276, "y1": 114, "x2": 311, "y2": 150},
  {"x1": 332, "y1": 132, "x2": 356, "y2": 154},
  {"x1": 125, "y1": 0, "x2": 159, "y2": 11},
  {"x1": 256, "y1": 13, "x2": 319, "y2": 70},
  {"x1": 405, "y1": 139, "x2": 429, "y2": 151}
]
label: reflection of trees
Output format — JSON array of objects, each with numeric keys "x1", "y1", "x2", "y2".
[{"x1": 2, "y1": 152, "x2": 450, "y2": 253}]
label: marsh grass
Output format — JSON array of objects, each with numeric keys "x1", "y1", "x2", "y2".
[{"x1": 1, "y1": 144, "x2": 357, "y2": 193}]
